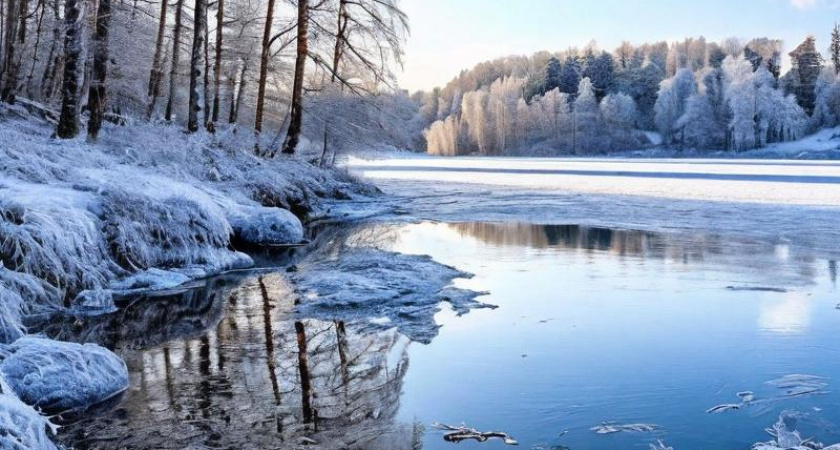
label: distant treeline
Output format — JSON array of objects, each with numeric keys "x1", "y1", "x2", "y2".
[{"x1": 419, "y1": 34, "x2": 840, "y2": 156}]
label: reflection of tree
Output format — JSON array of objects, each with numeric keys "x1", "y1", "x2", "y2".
[
  {"x1": 56, "y1": 273, "x2": 417, "y2": 450},
  {"x1": 449, "y1": 223, "x2": 820, "y2": 283}
]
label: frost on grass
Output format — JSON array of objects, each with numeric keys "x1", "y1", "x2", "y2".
[
  {"x1": 0, "y1": 337, "x2": 128, "y2": 414},
  {"x1": 0, "y1": 108, "x2": 373, "y2": 321},
  {"x1": 292, "y1": 247, "x2": 494, "y2": 344},
  {"x1": 0, "y1": 392, "x2": 58, "y2": 450}
]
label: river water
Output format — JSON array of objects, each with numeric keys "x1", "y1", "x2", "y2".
[{"x1": 47, "y1": 220, "x2": 840, "y2": 450}]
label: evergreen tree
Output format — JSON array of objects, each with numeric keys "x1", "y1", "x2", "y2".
[
  {"x1": 559, "y1": 56, "x2": 581, "y2": 98},
  {"x1": 544, "y1": 57, "x2": 562, "y2": 93}
]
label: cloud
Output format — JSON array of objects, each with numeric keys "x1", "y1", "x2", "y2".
[{"x1": 791, "y1": 0, "x2": 817, "y2": 8}]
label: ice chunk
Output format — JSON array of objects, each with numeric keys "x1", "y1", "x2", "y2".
[
  {"x1": 292, "y1": 247, "x2": 493, "y2": 344},
  {"x1": 110, "y1": 268, "x2": 191, "y2": 292},
  {"x1": 229, "y1": 206, "x2": 304, "y2": 246},
  {"x1": 71, "y1": 289, "x2": 116, "y2": 315},
  {"x1": 0, "y1": 337, "x2": 128, "y2": 414},
  {"x1": 0, "y1": 391, "x2": 58, "y2": 450}
]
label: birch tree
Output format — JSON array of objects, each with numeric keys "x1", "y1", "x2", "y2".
[
  {"x1": 55, "y1": 0, "x2": 85, "y2": 138},
  {"x1": 187, "y1": 0, "x2": 208, "y2": 132}
]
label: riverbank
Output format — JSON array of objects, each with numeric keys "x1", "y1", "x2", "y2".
[{"x1": 0, "y1": 105, "x2": 378, "y2": 447}]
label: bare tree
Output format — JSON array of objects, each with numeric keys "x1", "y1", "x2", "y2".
[
  {"x1": 0, "y1": 0, "x2": 23, "y2": 102},
  {"x1": 164, "y1": 0, "x2": 184, "y2": 121},
  {"x1": 252, "y1": 0, "x2": 275, "y2": 135},
  {"x1": 87, "y1": 0, "x2": 112, "y2": 141},
  {"x1": 211, "y1": 0, "x2": 222, "y2": 122},
  {"x1": 39, "y1": 0, "x2": 62, "y2": 100},
  {"x1": 328, "y1": 0, "x2": 407, "y2": 87},
  {"x1": 280, "y1": 0, "x2": 308, "y2": 155},
  {"x1": 187, "y1": 0, "x2": 207, "y2": 132},
  {"x1": 147, "y1": 0, "x2": 169, "y2": 118},
  {"x1": 55, "y1": 0, "x2": 85, "y2": 138}
]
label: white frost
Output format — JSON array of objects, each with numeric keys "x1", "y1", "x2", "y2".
[{"x1": 0, "y1": 337, "x2": 128, "y2": 414}]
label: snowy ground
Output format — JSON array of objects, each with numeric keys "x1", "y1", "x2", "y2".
[{"x1": 345, "y1": 156, "x2": 840, "y2": 259}]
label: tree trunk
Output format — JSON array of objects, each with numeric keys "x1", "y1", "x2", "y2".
[
  {"x1": 280, "y1": 0, "x2": 308, "y2": 155},
  {"x1": 146, "y1": 0, "x2": 169, "y2": 119},
  {"x1": 164, "y1": 0, "x2": 184, "y2": 121},
  {"x1": 24, "y1": 0, "x2": 45, "y2": 98},
  {"x1": 229, "y1": 58, "x2": 246, "y2": 123},
  {"x1": 39, "y1": 0, "x2": 61, "y2": 100},
  {"x1": 55, "y1": 0, "x2": 85, "y2": 138},
  {"x1": 0, "y1": 0, "x2": 20, "y2": 102},
  {"x1": 253, "y1": 0, "x2": 274, "y2": 134},
  {"x1": 87, "y1": 0, "x2": 110, "y2": 141},
  {"x1": 211, "y1": 0, "x2": 222, "y2": 122},
  {"x1": 330, "y1": 0, "x2": 346, "y2": 82},
  {"x1": 202, "y1": 1, "x2": 210, "y2": 128},
  {"x1": 187, "y1": 0, "x2": 207, "y2": 132},
  {"x1": 294, "y1": 321, "x2": 313, "y2": 424}
]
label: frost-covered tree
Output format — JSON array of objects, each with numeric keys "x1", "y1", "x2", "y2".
[
  {"x1": 600, "y1": 93, "x2": 637, "y2": 130},
  {"x1": 654, "y1": 68, "x2": 696, "y2": 144},
  {"x1": 831, "y1": 23, "x2": 840, "y2": 75},
  {"x1": 425, "y1": 116, "x2": 459, "y2": 156},
  {"x1": 461, "y1": 89, "x2": 491, "y2": 154},
  {"x1": 814, "y1": 66, "x2": 840, "y2": 127},
  {"x1": 572, "y1": 77, "x2": 599, "y2": 153},
  {"x1": 677, "y1": 68, "x2": 729, "y2": 149},
  {"x1": 187, "y1": 0, "x2": 208, "y2": 133},
  {"x1": 56, "y1": 0, "x2": 86, "y2": 139}
]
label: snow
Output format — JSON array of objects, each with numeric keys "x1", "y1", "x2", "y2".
[
  {"x1": 0, "y1": 109, "x2": 372, "y2": 447},
  {"x1": 346, "y1": 156, "x2": 840, "y2": 259},
  {"x1": 0, "y1": 107, "x2": 372, "y2": 316},
  {"x1": 229, "y1": 206, "x2": 304, "y2": 246},
  {"x1": 0, "y1": 391, "x2": 58, "y2": 450},
  {"x1": 0, "y1": 337, "x2": 128, "y2": 414},
  {"x1": 292, "y1": 247, "x2": 494, "y2": 344}
]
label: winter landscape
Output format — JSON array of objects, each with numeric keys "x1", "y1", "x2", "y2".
[{"x1": 2, "y1": 0, "x2": 840, "y2": 449}]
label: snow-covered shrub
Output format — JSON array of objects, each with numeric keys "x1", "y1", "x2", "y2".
[
  {"x1": 230, "y1": 206, "x2": 304, "y2": 246},
  {"x1": 0, "y1": 337, "x2": 128, "y2": 414}
]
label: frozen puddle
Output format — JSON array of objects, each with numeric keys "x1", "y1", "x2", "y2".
[{"x1": 40, "y1": 221, "x2": 840, "y2": 450}]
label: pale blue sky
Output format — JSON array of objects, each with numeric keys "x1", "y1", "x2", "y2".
[{"x1": 399, "y1": 0, "x2": 840, "y2": 92}]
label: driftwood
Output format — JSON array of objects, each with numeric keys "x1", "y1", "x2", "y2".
[
  {"x1": 706, "y1": 404, "x2": 741, "y2": 414},
  {"x1": 590, "y1": 422, "x2": 658, "y2": 434},
  {"x1": 432, "y1": 423, "x2": 518, "y2": 445}
]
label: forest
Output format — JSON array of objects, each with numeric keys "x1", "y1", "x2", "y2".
[
  {"x1": 3, "y1": 0, "x2": 840, "y2": 157},
  {"x1": 0, "y1": 0, "x2": 416, "y2": 156},
  {"x1": 422, "y1": 34, "x2": 840, "y2": 156}
]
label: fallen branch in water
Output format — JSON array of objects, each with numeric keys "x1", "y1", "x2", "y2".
[{"x1": 432, "y1": 422, "x2": 519, "y2": 445}]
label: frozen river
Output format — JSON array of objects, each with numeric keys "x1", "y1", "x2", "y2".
[{"x1": 51, "y1": 156, "x2": 840, "y2": 450}]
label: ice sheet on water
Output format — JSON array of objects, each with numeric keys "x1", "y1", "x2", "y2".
[
  {"x1": 0, "y1": 391, "x2": 58, "y2": 450},
  {"x1": 0, "y1": 337, "x2": 128, "y2": 414},
  {"x1": 292, "y1": 247, "x2": 494, "y2": 344}
]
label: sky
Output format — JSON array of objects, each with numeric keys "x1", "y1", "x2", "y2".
[{"x1": 397, "y1": 0, "x2": 840, "y2": 92}]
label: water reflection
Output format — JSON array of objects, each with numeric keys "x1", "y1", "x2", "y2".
[
  {"x1": 40, "y1": 221, "x2": 840, "y2": 450},
  {"x1": 50, "y1": 273, "x2": 421, "y2": 450}
]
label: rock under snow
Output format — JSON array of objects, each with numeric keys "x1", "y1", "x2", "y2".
[
  {"x1": 230, "y1": 206, "x2": 304, "y2": 246},
  {"x1": 0, "y1": 392, "x2": 58, "y2": 450},
  {"x1": 0, "y1": 337, "x2": 128, "y2": 414},
  {"x1": 292, "y1": 247, "x2": 494, "y2": 344}
]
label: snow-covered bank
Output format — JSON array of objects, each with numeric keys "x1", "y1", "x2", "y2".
[{"x1": 0, "y1": 107, "x2": 376, "y2": 446}]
